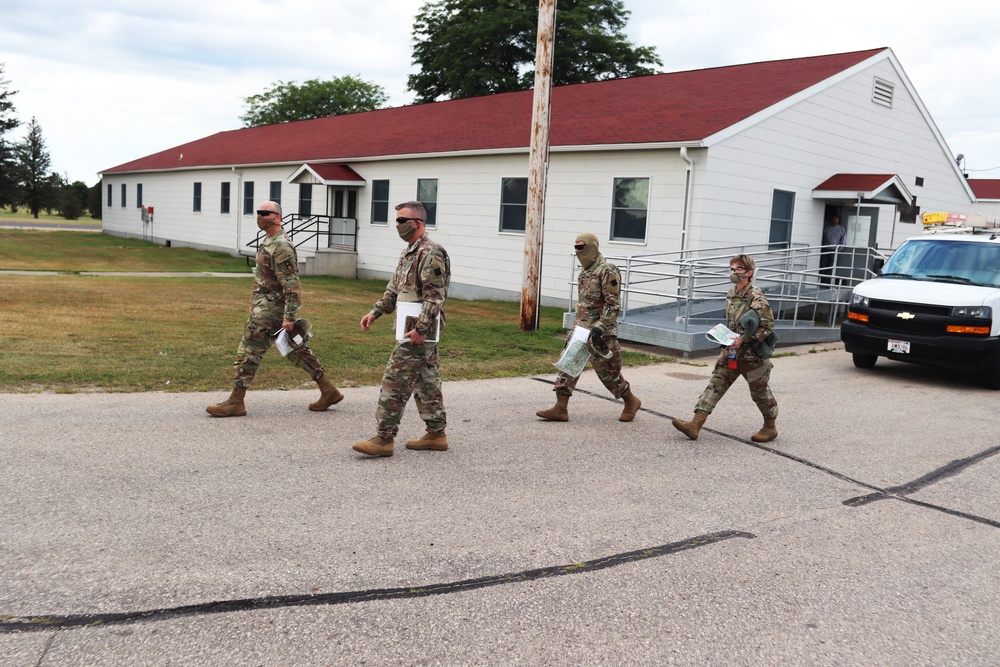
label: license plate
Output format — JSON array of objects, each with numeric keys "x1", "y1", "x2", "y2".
[{"x1": 888, "y1": 339, "x2": 910, "y2": 354}]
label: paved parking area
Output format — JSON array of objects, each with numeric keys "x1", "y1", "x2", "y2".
[{"x1": 1, "y1": 343, "x2": 998, "y2": 665}]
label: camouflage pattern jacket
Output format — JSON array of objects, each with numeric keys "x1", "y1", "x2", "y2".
[
  {"x1": 251, "y1": 229, "x2": 302, "y2": 322},
  {"x1": 726, "y1": 283, "x2": 775, "y2": 361},
  {"x1": 574, "y1": 255, "x2": 621, "y2": 337},
  {"x1": 372, "y1": 233, "x2": 451, "y2": 332}
]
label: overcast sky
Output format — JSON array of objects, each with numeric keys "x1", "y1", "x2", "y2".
[{"x1": 2, "y1": 0, "x2": 999, "y2": 187}]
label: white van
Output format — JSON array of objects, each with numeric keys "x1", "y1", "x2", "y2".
[{"x1": 841, "y1": 232, "x2": 1000, "y2": 388}]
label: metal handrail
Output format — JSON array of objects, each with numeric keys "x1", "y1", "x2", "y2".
[
  {"x1": 566, "y1": 244, "x2": 888, "y2": 331},
  {"x1": 243, "y1": 214, "x2": 358, "y2": 259}
]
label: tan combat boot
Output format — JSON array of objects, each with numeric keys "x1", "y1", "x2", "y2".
[
  {"x1": 671, "y1": 411, "x2": 708, "y2": 440},
  {"x1": 352, "y1": 436, "x2": 395, "y2": 457},
  {"x1": 619, "y1": 390, "x2": 641, "y2": 422},
  {"x1": 206, "y1": 387, "x2": 247, "y2": 417},
  {"x1": 536, "y1": 394, "x2": 570, "y2": 421},
  {"x1": 309, "y1": 375, "x2": 344, "y2": 411},
  {"x1": 751, "y1": 418, "x2": 778, "y2": 443},
  {"x1": 405, "y1": 430, "x2": 449, "y2": 451}
]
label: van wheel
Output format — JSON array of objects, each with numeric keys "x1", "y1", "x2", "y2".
[
  {"x1": 982, "y1": 353, "x2": 1000, "y2": 389},
  {"x1": 852, "y1": 353, "x2": 878, "y2": 369}
]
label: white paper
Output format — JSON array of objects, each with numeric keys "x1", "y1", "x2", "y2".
[
  {"x1": 274, "y1": 329, "x2": 291, "y2": 356},
  {"x1": 553, "y1": 325, "x2": 592, "y2": 377},
  {"x1": 395, "y1": 301, "x2": 440, "y2": 343},
  {"x1": 705, "y1": 323, "x2": 740, "y2": 346}
]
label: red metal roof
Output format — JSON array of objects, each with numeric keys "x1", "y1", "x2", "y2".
[
  {"x1": 813, "y1": 174, "x2": 898, "y2": 191},
  {"x1": 968, "y1": 179, "x2": 1000, "y2": 200},
  {"x1": 304, "y1": 163, "x2": 365, "y2": 182},
  {"x1": 103, "y1": 48, "x2": 887, "y2": 174}
]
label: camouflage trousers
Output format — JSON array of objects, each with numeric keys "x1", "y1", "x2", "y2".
[
  {"x1": 694, "y1": 353, "x2": 778, "y2": 419},
  {"x1": 554, "y1": 335, "x2": 630, "y2": 399},
  {"x1": 375, "y1": 341, "x2": 446, "y2": 439},
  {"x1": 233, "y1": 306, "x2": 325, "y2": 388}
]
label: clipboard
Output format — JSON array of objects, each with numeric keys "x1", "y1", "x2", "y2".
[{"x1": 395, "y1": 301, "x2": 440, "y2": 343}]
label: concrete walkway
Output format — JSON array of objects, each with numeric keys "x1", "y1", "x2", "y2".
[{"x1": 1, "y1": 344, "x2": 997, "y2": 665}]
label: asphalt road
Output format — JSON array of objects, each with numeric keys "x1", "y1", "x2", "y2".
[{"x1": 1, "y1": 343, "x2": 997, "y2": 666}]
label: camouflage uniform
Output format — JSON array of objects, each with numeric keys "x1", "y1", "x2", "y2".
[
  {"x1": 368, "y1": 233, "x2": 451, "y2": 439},
  {"x1": 554, "y1": 254, "x2": 631, "y2": 399},
  {"x1": 233, "y1": 228, "x2": 325, "y2": 387},
  {"x1": 694, "y1": 283, "x2": 778, "y2": 419}
]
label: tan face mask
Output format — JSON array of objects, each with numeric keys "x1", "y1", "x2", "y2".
[
  {"x1": 396, "y1": 220, "x2": 418, "y2": 241},
  {"x1": 574, "y1": 232, "x2": 600, "y2": 268}
]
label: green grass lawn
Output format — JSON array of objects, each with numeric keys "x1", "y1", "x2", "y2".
[
  {"x1": 0, "y1": 210, "x2": 101, "y2": 226},
  {"x1": 0, "y1": 230, "x2": 670, "y2": 392}
]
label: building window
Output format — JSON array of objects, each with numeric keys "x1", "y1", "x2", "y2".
[
  {"x1": 120, "y1": 184, "x2": 126, "y2": 208},
  {"x1": 499, "y1": 177, "x2": 528, "y2": 233},
  {"x1": 417, "y1": 178, "x2": 438, "y2": 227},
  {"x1": 107, "y1": 183, "x2": 112, "y2": 207},
  {"x1": 610, "y1": 177, "x2": 649, "y2": 242},
  {"x1": 243, "y1": 182, "x2": 254, "y2": 215},
  {"x1": 298, "y1": 183, "x2": 312, "y2": 216},
  {"x1": 768, "y1": 189, "x2": 795, "y2": 249},
  {"x1": 136, "y1": 184, "x2": 143, "y2": 208},
  {"x1": 914, "y1": 176, "x2": 924, "y2": 187},
  {"x1": 371, "y1": 179, "x2": 389, "y2": 225},
  {"x1": 269, "y1": 181, "x2": 281, "y2": 206},
  {"x1": 193, "y1": 182, "x2": 202, "y2": 212},
  {"x1": 220, "y1": 182, "x2": 231, "y2": 214}
]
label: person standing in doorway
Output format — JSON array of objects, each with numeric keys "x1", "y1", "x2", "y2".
[
  {"x1": 206, "y1": 201, "x2": 343, "y2": 417},
  {"x1": 352, "y1": 201, "x2": 451, "y2": 458},
  {"x1": 820, "y1": 214, "x2": 846, "y2": 284}
]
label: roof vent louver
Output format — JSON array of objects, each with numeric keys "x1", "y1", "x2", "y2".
[{"x1": 872, "y1": 78, "x2": 894, "y2": 108}]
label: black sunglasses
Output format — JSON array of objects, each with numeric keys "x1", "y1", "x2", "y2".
[
  {"x1": 395, "y1": 216, "x2": 423, "y2": 224},
  {"x1": 256, "y1": 210, "x2": 277, "y2": 217}
]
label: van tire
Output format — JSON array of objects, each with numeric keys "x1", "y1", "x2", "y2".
[
  {"x1": 982, "y1": 353, "x2": 1000, "y2": 389},
  {"x1": 852, "y1": 353, "x2": 878, "y2": 369}
]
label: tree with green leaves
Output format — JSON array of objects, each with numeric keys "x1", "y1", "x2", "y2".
[
  {"x1": 240, "y1": 75, "x2": 389, "y2": 127},
  {"x1": 14, "y1": 117, "x2": 53, "y2": 218},
  {"x1": 88, "y1": 180, "x2": 104, "y2": 220},
  {"x1": 0, "y1": 62, "x2": 20, "y2": 210},
  {"x1": 407, "y1": 0, "x2": 662, "y2": 103}
]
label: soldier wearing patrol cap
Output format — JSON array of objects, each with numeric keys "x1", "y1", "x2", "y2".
[
  {"x1": 537, "y1": 232, "x2": 641, "y2": 422},
  {"x1": 206, "y1": 201, "x2": 343, "y2": 417}
]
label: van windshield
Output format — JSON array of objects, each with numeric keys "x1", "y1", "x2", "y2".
[{"x1": 883, "y1": 240, "x2": 1000, "y2": 287}]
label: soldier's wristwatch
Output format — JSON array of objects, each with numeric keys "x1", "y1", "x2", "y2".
[{"x1": 416, "y1": 326, "x2": 428, "y2": 336}]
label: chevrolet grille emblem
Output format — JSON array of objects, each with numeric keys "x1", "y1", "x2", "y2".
[{"x1": 896, "y1": 312, "x2": 916, "y2": 320}]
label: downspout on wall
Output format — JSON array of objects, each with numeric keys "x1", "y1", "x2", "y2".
[{"x1": 680, "y1": 147, "x2": 694, "y2": 256}]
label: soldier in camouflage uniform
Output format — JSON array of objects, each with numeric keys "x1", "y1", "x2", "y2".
[
  {"x1": 206, "y1": 201, "x2": 343, "y2": 417},
  {"x1": 537, "y1": 232, "x2": 641, "y2": 422},
  {"x1": 672, "y1": 254, "x2": 779, "y2": 442},
  {"x1": 352, "y1": 201, "x2": 451, "y2": 457}
]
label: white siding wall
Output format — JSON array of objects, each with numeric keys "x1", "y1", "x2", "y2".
[{"x1": 694, "y1": 59, "x2": 972, "y2": 252}]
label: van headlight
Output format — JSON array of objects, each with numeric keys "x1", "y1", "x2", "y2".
[
  {"x1": 951, "y1": 306, "x2": 991, "y2": 318},
  {"x1": 851, "y1": 293, "x2": 869, "y2": 307}
]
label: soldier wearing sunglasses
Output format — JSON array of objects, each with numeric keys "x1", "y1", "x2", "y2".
[
  {"x1": 353, "y1": 201, "x2": 451, "y2": 457},
  {"x1": 206, "y1": 201, "x2": 343, "y2": 417}
]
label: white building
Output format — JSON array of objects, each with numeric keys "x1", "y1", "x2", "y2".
[{"x1": 101, "y1": 47, "x2": 973, "y2": 309}]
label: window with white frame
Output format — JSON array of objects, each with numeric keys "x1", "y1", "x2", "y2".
[
  {"x1": 107, "y1": 183, "x2": 112, "y2": 208},
  {"x1": 243, "y1": 182, "x2": 254, "y2": 215},
  {"x1": 120, "y1": 184, "x2": 126, "y2": 208},
  {"x1": 220, "y1": 182, "x2": 230, "y2": 214},
  {"x1": 298, "y1": 183, "x2": 312, "y2": 216},
  {"x1": 610, "y1": 177, "x2": 649, "y2": 241},
  {"x1": 269, "y1": 181, "x2": 281, "y2": 206},
  {"x1": 136, "y1": 184, "x2": 143, "y2": 208},
  {"x1": 499, "y1": 177, "x2": 527, "y2": 233},
  {"x1": 768, "y1": 189, "x2": 795, "y2": 249},
  {"x1": 193, "y1": 182, "x2": 202, "y2": 212},
  {"x1": 417, "y1": 178, "x2": 437, "y2": 227},
  {"x1": 371, "y1": 179, "x2": 389, "y2": 224}
]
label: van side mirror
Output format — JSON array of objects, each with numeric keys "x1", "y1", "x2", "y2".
[{"x1": 872, "y1": 258, "x2": 885, "y2": 274}]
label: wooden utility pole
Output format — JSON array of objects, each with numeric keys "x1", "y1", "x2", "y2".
[{"x1": 519, "y1": 0, "x2": 557, "y2": 331}]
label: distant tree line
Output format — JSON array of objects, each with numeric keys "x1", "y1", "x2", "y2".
[{"x1": 0, "y1": 63, "x2": 99, "y2": 220}]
